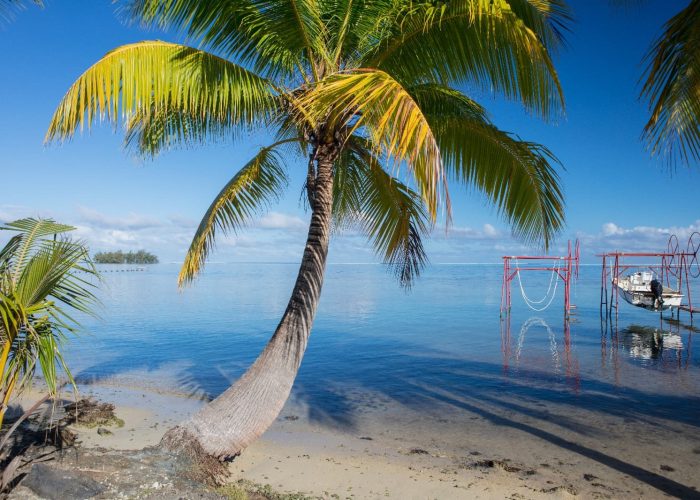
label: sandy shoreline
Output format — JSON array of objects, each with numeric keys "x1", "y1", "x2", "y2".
[{"x1": 10, "y1": 376, "x2": 697, "y2": 500}]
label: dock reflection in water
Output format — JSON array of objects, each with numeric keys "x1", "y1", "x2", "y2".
[
  {"x1": 501, "y1": 315, "x2": 579, "y2": 389},
  {"x1": 601, "y1": 314, "x2": 694, "y2": 374}
]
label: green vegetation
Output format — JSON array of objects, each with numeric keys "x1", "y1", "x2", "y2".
[
  {"x1": 0, "y1": 218, "x2": 100, "y2": 429},
  {"x1": 47, "y1": 0, "x2": 568, "y2": 461},
  {"x1": 640, "y1": 0, "x2": 700, "y2": 166},
  {"x1": 94, "y1": 250, "x2": 159, "y2": 264}
]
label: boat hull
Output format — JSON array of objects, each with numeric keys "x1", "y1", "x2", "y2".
[
  {"x1": 618, "y1": 286, "x2": 682, "y2": 311},
  {"x1": 614, "y1": 272, "x2": 682, "y2": 311}
]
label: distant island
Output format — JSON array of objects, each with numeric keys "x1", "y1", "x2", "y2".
[{"x1": 94, "y1": 250, "x2": 159, "y2": 264}]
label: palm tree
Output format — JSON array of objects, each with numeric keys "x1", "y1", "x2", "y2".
[
  {"x1": 0, "y1": 218, "x2": 99, "y2": 430},
  {"x1": 46, "y1": 0, "x2": 569, "y2": 462},
  {"x1": 640, "y1": 0, "x2": 700, "y2": 166}
]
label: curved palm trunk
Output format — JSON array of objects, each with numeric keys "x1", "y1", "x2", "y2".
[{"x1": 162, "y1": 145, "x2": 337, "y2": 461}]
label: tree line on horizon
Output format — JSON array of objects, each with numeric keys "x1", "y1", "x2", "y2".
[{"x1": 93, "y1": 250, "x2": 159, "y2": 264}]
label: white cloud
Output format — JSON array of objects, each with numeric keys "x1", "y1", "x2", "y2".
[
  {"x1": 0, "y1": 204, "x2": 202, "y2": 261},
  {"x1": 168, "y1": 214, "x2": 198, "y2": 227},
  {"x1": 576, "y1": 220, "x2": 700, "y2": 258},
  {"x1": 71, "y1": 207, "x2": 312, "y2": 262},
  {"x1": 601, "y1": 222, "x2": 619, "y2": 236},
  {"x1": 256, "y1": 211, "x2": 307, "y2": 230},
  {"x1": 77, "y1": 206, "x2": 163, "y2": 231},
  {"x1": 433, "y1": 223, "x2": 501, "y2": 240},
  {"x1": 483, "y1": 223, "x2": 499, "y2": 237}
]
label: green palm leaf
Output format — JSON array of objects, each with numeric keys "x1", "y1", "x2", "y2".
[
  {"x1": 334, "y1": 140, "x2": 431, "y2": 287},
  {"x1": 0, "y1": 219, "x2": 99, "y2": 424},
  {"x1": 504, "y1": 0, "x2": 571, "y2": 52},
  {"x1": 179, "y1": 140, "x2": 297, "y2": 285},
  {"x1": 1, "y1": 218, "x2": 75, "y2": 286},
  {"x1": 412, "y1": 84, "x2": 564, "y2": 248},
  {"x1": 365, "y1": 0, "x2": 567, "y2": 120},
  {"x1": 640, "y1": 0, "x2": 700, "y2": 166},
  {"x1": 123, "y1": 105, "x2": 237, "y2": 157},
  {"x1": 16, "y1": 239, "x2": 98, "y2": 317},
  {"x1": 318, "y1": 0, "x2": 395, "y2": 67}
]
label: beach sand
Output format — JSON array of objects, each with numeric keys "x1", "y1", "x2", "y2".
[{"x1": 13, "y1": 376, "x2": 694, "y2": 499}]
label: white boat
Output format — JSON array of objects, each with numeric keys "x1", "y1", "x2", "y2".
[{"x1": 614, "y1": 271, "x2": 683, "y2": 311}]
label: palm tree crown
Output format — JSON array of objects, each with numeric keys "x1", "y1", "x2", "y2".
[{"x1": 48, "y1": 0, "x2": 567, "y2": 287}]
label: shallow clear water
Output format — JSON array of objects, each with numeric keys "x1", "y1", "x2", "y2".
[{"x1": 67, "y1": 263, "x2": 700, "y2": 426}]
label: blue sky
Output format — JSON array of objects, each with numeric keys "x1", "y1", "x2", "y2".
[{"x1": 0, "y1": 0, "x2": 698, "y2": 264}]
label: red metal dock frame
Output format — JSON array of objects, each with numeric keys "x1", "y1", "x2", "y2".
[
  {"x1": 600, "y1": 232, "x2": 700, "y2": 322},
  {"x1": 500, "y1": 240, "x2": 580, "y2": 320}
]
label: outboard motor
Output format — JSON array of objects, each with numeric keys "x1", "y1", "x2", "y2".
[{"x1": 650, "y1": 279, "x2": 664, "y2": 309}]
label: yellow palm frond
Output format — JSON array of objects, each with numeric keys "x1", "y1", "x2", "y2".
[
  {"x1": 46, "y1": 40, "x2": 277, "y2": 142},
  {"x1": 298, "y1": 69, "x2": 447, "y2": 221},
  {"x1": 179, "y1": 139, "x2": 297, "y2": 286},
  {"x1": 126, "y1": 0, "x2": 329, "y2": 82}
]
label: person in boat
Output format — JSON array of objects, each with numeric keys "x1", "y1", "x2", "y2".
[{"x1": 650, "y1": 278, "x2": 664, "y2": 310}]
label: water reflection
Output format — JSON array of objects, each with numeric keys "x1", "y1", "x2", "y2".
[
  {"x1": 500, "y1": 316, "x2": 579, "y2": 388},
  {"x1": 601, "y1": 315, "x2": 694, "y2": 372},
  {"x1": 623, "y1": 325, "x2": 683, "y2": 360}
]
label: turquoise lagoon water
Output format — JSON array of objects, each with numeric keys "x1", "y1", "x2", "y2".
[{"x1": 67, "y1": 262, "x2": 700, "y2": 426}]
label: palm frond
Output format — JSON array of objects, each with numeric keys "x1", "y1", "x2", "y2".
[
  {"x1": 0, "y1": 235, "x2": 21, "y2": 271},
  {"x1": 124, "y1": 0, "x2": 327, "y2": 82},
  {"x1": 0, "y1": 0, "x2": 42, "y2": 25},
  {"x1": 179, "y1": 140, "x2": 296, "y2": 286},
  {"x1": 412, "y1": 84, "x2": 564, "y2": 248},
  {"x1": 364, "y1": 0, "x2": 567, "y2": 120},
  {"x1": 504, "y1": 0, "x2": 571, "y2": 52},
  {"x1": 640, "y1": 0, "x2": 700, "y2": 166},
  {"x1": 124, "y1": 105, "x2": 235, "y2": 158},
  {"x1": 0, "y1": 218, "x2": 75, "y2": 286},
  {"x1": 46, "y1": 41, "x2": 276, "y2": 142},
  {"x1": 16, "y1": 239, "x2": 99, "y2": 317},
  {"x1": 263, "y1": 0, "x2": 329, "y2": 79},
  {"x1": 319, "y1": 0, "x2": 396, "y2": 66},
  {"x1": 298, "y1": 69, "x2": 447, "y2": 220},
  {"x1": 333, "y1": 139, "x2": 431, "y2": 287}
]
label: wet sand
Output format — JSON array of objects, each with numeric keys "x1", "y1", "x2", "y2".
[{"x1": 21, "y1": 376, "x2": 696, "y2": 500}]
